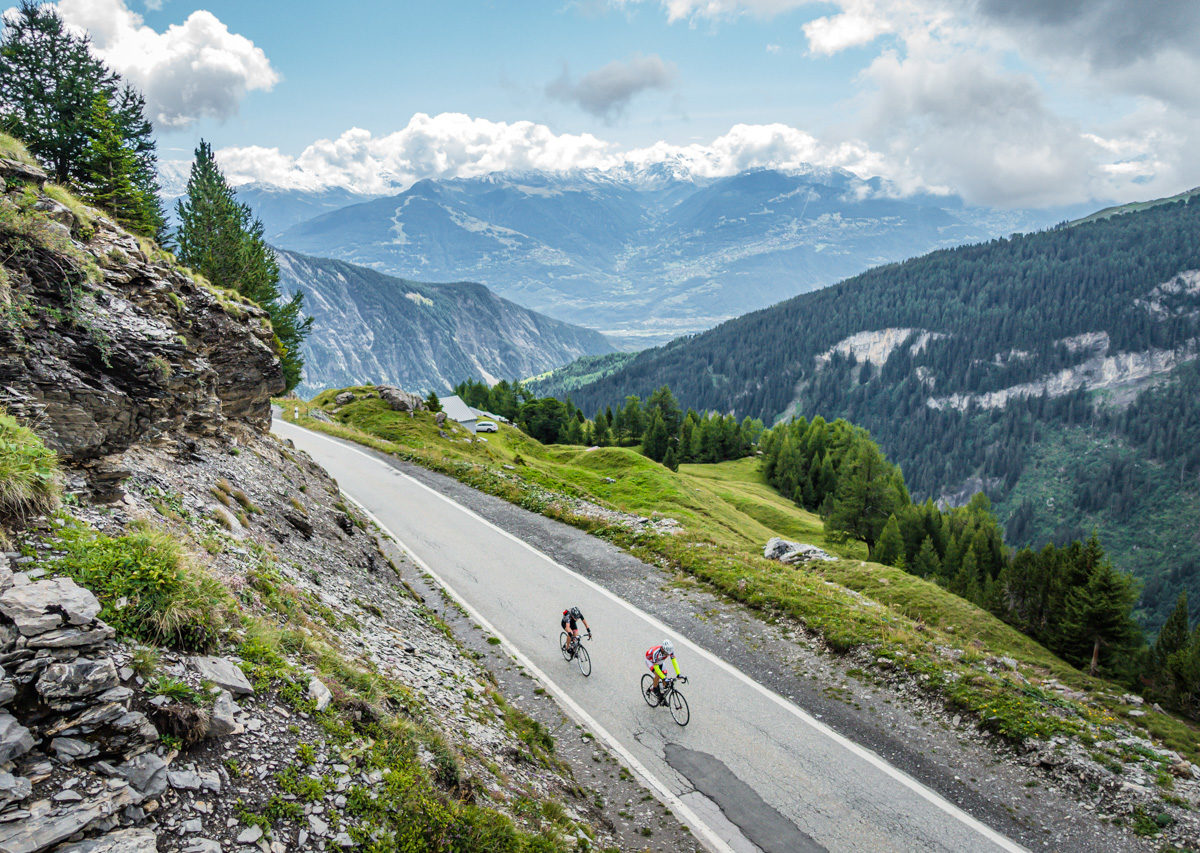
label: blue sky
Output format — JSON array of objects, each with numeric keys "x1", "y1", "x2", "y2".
[{"x1": 46, "y1": 0, "x2": 1200, "y2": 207}]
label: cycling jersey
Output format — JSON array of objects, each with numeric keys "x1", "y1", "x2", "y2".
[
  {"x1": 561, "y1": 610, "x2": 584, "y2": 631},
  {"x1": 644, "y1": 645, "x2": 681, "y2": 678}
]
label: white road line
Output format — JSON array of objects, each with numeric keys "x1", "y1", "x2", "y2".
[
  {"x1": 335, "y1": 489, "x2": 735, "y2": 853},
  {"x1": 284, "y1": 421, "x2": 1027, "y2": 853}
]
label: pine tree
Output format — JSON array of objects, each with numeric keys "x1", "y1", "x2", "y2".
[
  {"x1": 663, "y1": 445, "x2": 679, "y2": 472},
  {"x1": 642, "y1": 412, "x2": 669, "y2": 462},
  {"x1": 872, "y1": 515, "x2": 904, "y2": 567},
  {"x1": 80, "y1": 97, "x2": 158, "y2": 235},
  {"x1": 0, "y1": 2, "x2": 115, "y2": 183},
  {"x1": 912, "y1": 536, "x2": 941, "y2": 578},
  {"x1": 1155, "y1": 592, "x2": 1190, "y2": 669},
  {"x1": 175, "y1": 141, "x2": 312, "y2": 392},
  {"x1": 425, "y1": 391, "x2": 442, "y2": 413},
  {"x1": 1061, "y1": 559, "x2": 1141, "y2": 675}
]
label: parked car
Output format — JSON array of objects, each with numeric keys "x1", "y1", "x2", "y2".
[{"x1": 476, "y1": 420, "x2": 498, "y2": 433}]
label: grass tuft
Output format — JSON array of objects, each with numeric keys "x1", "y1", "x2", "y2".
[{"x1": 0, "y1": 409, "x2": 59, "y2": 530}]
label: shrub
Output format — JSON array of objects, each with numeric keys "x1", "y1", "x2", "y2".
[
  {"x1": 0, "y1": 409, "x2": 59, "y2": 527},
  {"x1": 53, "y1": 521, "x2": 232, "y2": 650}
]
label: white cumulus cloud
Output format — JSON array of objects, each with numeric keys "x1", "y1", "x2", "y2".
[{"x1": 54, "y1": 0, "x2": 278, "y2": 129}]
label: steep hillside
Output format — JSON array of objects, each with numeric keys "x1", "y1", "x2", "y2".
[
  {"x1": 563, "y1": 194, "x2": 1200, "y2": 629},
  {"x1": 272, "y1": 167, "x2": 1072, "y2": 343},
  {"x1": 274, "y1": 249, "x2": 614, "y2": 396}
]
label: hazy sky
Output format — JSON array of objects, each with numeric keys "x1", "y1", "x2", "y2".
[{"x1": 38, "y1": 0, "x2": 1200, "y2": 207}]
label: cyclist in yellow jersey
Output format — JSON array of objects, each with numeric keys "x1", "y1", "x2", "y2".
[{"x1": 644, "y1": 639, "x2": 682, "y2": 703}]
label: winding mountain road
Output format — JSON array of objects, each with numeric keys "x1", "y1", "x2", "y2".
[{"x1": 273, "y1": 417, "x2": 1025, "y2": 853}]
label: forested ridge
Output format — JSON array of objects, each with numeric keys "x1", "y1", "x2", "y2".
[{"x1": 564, "y1": 196, "x2": 1200, "y2": 630}]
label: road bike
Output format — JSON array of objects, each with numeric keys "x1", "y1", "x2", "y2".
[
  {"x1": 641, "y1": 674, "x2": 689, "y2": 726},
  {"x1": 559, "y1": 631, "x2": 592, "y2": 677}
]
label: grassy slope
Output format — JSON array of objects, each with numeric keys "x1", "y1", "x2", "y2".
[{"x1": 281, "y1": 389, "x2": 1200, "y2": 768}]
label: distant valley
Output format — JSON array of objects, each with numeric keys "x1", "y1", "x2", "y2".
[{"x1": 264, "y1": 166, "x2": 1081, "y2": 345}]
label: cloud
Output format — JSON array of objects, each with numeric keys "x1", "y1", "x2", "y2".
[
  {"x1": 546, "y1": 53, "x2": 676, "y2": 119},
  {"x1": 208, "y1": 113, "x2": 620, "y2": 194},
  {"x1": 765, "y1": 43, "x2": 781, "y2": 53},
  {"x1": 184, "y1": 112, "x2": 892, "y2": 197},
  {"x1": 53, "y1": 0, "x2": 278, "y2": 128},
  {"x1": 803, "y1": 3, "x2": 893, "y2": 55},
  {"x1": 856, "y1": 50, "x2": 1099, "y2": 206}
]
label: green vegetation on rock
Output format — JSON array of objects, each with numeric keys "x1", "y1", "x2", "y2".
[{"x1": 0, "y1": 408, "x2": 58, "y2": 530}]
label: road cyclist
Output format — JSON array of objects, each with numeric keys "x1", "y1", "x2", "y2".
[
  {"x1": 560, "y1": 607, "x2": 593, "y2": 676},
  {"x1": 642, "y1": 639, "x2": 690, "y2": 724}
]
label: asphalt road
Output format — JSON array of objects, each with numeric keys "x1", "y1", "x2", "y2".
[{"x1": 274, "y1": 418, "x2": 1026, "y2": 853}]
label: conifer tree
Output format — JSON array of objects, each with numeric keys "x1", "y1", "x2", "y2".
[
  {"x1": 0, "y1": 1, "x2": 114, "y2": 183},
  {"x1": 1155, "y1": 592, "x2": 1190, "y2": 669},
  {"x1": 1061, "y1": 558, "x2": 1141, "y2": 675},
  {"x1": 872, "y1": 515, "x2": 904, "y2": 567},
  {"x1": 175, "y1": 141, "x2": 312, "y2": 391},
  {"x1": 663, "y1": 445, "x2": 679, "y2": 472},
  {"x1": 80, "y1": 97, "x2": 159, "y2": 235},
  {"x1": 642, "y1": 412, "x2": 669, "y2": 462},
  {"x1": 425, "y1": 391, "x2": 442, "y2": 413},
  {"x1": 912, "y1": 536, "x2": 941, "y2": 578}
]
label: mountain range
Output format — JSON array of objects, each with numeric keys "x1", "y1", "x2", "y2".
[
  {"x1": 274, "y1": 249, "x2": 613, "y2": 397},
  {"x1": 546, "y1": 193, "x2": 1200, "y2": 631},
  {"x1": 264, "y1": 167, "x2": 1082, "y2": 346}
]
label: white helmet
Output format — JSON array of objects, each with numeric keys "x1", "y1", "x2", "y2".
[{"x1": 661, "y1": 639, "x2": 674, "y2": 655}]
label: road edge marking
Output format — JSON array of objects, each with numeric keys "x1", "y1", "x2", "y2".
[
  {"x1": 280, "y1": 419, "x2": 1027, "y2": 853},
  {"x1": 335, "y1": 488, "x2": 736, "y2": 853}
]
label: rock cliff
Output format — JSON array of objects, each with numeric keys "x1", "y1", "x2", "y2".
[{"x1": 1, "y1": 160, "x2": 284, "y2": 498}]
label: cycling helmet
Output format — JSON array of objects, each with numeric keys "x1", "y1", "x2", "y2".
[
  {"x1": 661, "y1": 639, "x2": 674, "y2": 655},
  {"x1": 570, "y1": 607, "x2": 582, "y2": 619}
]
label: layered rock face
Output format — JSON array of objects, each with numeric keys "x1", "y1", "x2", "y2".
[{"x1": 0, "y1": 165, "x2": 284, "y2": 497}]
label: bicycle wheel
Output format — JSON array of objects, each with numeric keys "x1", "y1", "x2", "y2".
[
  {"x1": 574, "y1": 643, "x2": 591, "y2": 677},
  {"x1": 641, "y1": 673, "x2": 659, "y2": 706},
  {"x1": 669, "y1": 689, "x2": 690, "y2": 726},
  {"x1": 560, "y1": 632, "x2": 572, "y2": 661}
]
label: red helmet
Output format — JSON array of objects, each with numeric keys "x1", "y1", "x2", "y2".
[{"x1": 563, "y1": 609, "x2": 569, "y2": 616}]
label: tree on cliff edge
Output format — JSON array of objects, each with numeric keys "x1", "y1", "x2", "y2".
[{"x1": 174, "y1": 141, "x2": 311, "y2": 391}]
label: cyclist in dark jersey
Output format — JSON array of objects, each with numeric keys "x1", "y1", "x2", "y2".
[{"x1": 561, "y1": 606, "x2": 591, "y2": 656}]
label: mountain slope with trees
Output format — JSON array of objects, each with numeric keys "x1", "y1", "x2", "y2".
[
  {"x1": 274, "y1": 250, "x2": 614, "y2": 396},
  {"x1": 563, "y1": 195, "x2": 1200, "y2": 631}
]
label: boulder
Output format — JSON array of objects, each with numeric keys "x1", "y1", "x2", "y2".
[
  {"x1": 0, "y1": 785, "x2": 141, "y2": 853},
  {"x1": 435, "y1": 412, "x2": 446, "y2": 426},
  {"x1": 763, "y1": 537, "x2": 838, "y2": 565},
  {"x1": 206, "y1": 690, "x2": 242, "y2": 738},
  {"x1": 51, "y1": 737, "x2": 99, "y2": 763},
  {"x1": 308, "y1": 677, "x2": 333, "y2": 712},
  {"x1": 377, "y1": 386, "x2": 424, "y2": 413},
  {"x1": 0, "y1": 577, "x2": 102, "y2": 636},
  {"x1": 54, "y1": 828, "x2": 158, "y2": 853},
  {"x1": 116, "y1": 752, "x2": 167, "y2": 797},
  {"x1": 334, "y1": 391, "x2": 355, "y2": 407},
  {"x1": 0, "y1": 713, "x2": 34, "y2": 763},
  {"x1": 27, "y1": 625, "x2": 116, "y2": 649},
  {"x1": 37, "y1": 658, "x2": 120, "y2": 702},
  {"x1": 190, "y1": 656, "x2": 253, "y2": 696},
  {"x1": 0, "y1": 771, "x2": 31, "y2": 809}
]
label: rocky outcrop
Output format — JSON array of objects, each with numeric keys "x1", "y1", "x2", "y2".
[
  {"x1": 0, "y1": 180, "x2": 284, "y2": 498},
  {"x1": 763, "y1": 537, "x2": 837, "y2": 565},
  {"x1": 377, "y1": 385, "x2": 425, "y2": 413}
]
